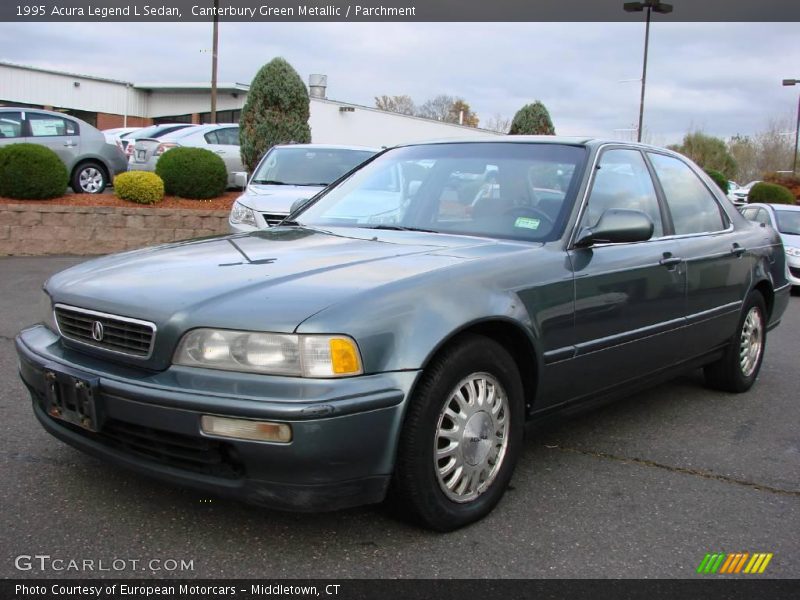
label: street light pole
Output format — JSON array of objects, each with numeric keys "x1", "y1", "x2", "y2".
[
  {"x1": 624, "y1": 1, "x2": 673, "y2": 143},
  {"x1": 783, "y1": 79, "x2": 799, "y2": 175},
  {"x1": 636, "y1": 4, "x2": 651, "y2": 143}
]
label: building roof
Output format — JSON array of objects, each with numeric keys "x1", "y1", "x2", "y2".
[
  {"x1": 0, "y1": 60, "x2": 132, "y2": 85},
  {"x1": 133, "y1": 82, "x2": 250, "y2": 93}
]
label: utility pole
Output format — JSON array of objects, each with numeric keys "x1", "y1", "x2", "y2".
[{"x1": 210, "y1": 0, "x2": 219, "y2": 123}]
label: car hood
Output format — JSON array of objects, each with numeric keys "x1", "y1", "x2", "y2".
[
  {"x1": 781, "y1": 232, "x2": 800, "y2": 248},
  {"x1": 46, "y1": 227, "x2": 501, "y2": 369},
  {"x1": 236, "y1": 184, "x2": 325, "y2": 214}
]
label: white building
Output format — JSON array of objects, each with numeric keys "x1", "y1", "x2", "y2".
[{"x1": 0, "y1": 61, "x2": 500, "y2": 146}]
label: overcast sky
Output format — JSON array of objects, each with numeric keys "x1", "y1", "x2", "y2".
[{"x1": 1, "y1": 21, "x2": 798, "y2": 145}]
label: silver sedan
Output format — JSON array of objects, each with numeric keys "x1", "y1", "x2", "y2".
[{"x1": 128, "y1": 124, "x2": 243, "y2": 188}]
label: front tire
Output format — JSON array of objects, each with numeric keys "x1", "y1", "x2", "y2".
[
  {"x1": 71, "y1": 162, "x2": 108, "y2": 194},
  {"x1": 704, "y1": 290, "x2": 767, "y2": 393},
  {"x1": 391, "y1": 334, "x2": 524, "y2": 531}
]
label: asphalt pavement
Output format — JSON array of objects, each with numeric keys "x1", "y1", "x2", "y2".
[{"x1": 1, "y1": 256, "x2": 798, "y2": 579}]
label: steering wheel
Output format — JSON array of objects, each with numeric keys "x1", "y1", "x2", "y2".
[{"x1": 503, "y1": 205, "x2": 555, "y2": 227}]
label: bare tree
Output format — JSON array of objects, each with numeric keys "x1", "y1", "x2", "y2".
[
  {"x1": 728, "y1": 115, "x2": 796, "y2": 182},
  {"x1": 484, "y1": 113, "x2": 511, "y2": 133},
  {"x1": 374, "y1": 95, "x2": 416, "y2": 116},
  {"x1": 417, "y1": 94, "x2": 456, "y2": 121}
]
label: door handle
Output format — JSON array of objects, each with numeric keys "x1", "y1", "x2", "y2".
[
  {"x1": 63, "y1": 141, "x2": 75, "y2": 147},
  {"x1": 731, "y1": 243, "x2": 746, "y2": 257},
  {"x1": 659, "y1": 252, "x2": 682, "y2": 268}
]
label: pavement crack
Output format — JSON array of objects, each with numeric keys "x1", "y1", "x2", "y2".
[{"x1": 548, "y1": 444, "x2": 800, "y2": 497}]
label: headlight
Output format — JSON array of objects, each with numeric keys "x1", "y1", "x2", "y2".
[
  {"x1": 230, "y1": 201, "x2": 257, "y2": 227},
  {"x1": 173, "y1": 329, "x2": 363, "y2": 377},
  {"x1": 39, "y1": 291, "x2": 57, "y2": 332},
  {"x1": 785, "y1": 246, "x2": 800, "y2": 258}
]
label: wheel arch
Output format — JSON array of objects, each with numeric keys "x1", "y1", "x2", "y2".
[
  {"x1": 752, "y1": 278, "x2": 774, "y2": 320},
  {"x1": 416, "y1": 317, "x2": 541, "y2": 417}
]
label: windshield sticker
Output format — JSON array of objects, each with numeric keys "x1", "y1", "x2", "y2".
[{"x1": 514, "y1": 217, "x2": 540, "y2": 230}]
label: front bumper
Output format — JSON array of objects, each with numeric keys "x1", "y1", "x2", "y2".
[{"x1": 16, "y1": 326, "x2": 419, "y2": 511}]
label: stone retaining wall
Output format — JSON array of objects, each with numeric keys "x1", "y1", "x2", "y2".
[{"x1": 0, "y1": 203, "x2": 231, "y2": 256}]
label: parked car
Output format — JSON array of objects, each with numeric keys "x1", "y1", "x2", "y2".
[
  {"x1": 17, "y1": 138, "x2": 790, "y2": 531},
  {"x1": 102, "y1": 127, "x2": 142, "y2": 154},
  {"x1": 127, "y1": 124, "x2": 243, "y2": 188},
  {"x1": 740, "y1": 202, "x2": 800, "y2": 289},
  {"x1": 0, "y1": 107, "x2": 127, "y2": 193},
  {"x1": 229, "y1": 144, "x2": 378, "y2": 231},
  {"x1": 729, "y1": 180, "x2": 760, "y2": 205},
  {"x1": 124, "y1": 123, "x2": 196, "y2": 163}
]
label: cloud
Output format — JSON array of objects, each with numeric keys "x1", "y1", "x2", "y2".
[{"x1": 0, "y1": 21, "x2": 797, "y2": 144}]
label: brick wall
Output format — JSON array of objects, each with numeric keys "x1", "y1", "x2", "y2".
[
  {"x1": 95, "y1": 113, "x2": 153, "y2": 130},
  {"x1": 0, "y1": 203, "x2": 230, "y2": 256}
]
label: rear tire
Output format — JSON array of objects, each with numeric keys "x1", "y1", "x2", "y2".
[
  {"x1": 391, "y1": 334, "x2": 524, "y2": 531},
  {"x1": 71, "y1": 161, "x2": 108, "y2": 194},
  {"x1": 704, "y1": 290, "x2": 767, "y2": 393}
]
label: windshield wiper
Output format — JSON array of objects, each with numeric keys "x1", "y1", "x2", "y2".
[
  {"x1": 364, "y1": 225, "x2": 439, "y2": 233},
  {"x1": 251, "y1": 179, "x2": 286, "y2": 185},
  {"x1": 295, "y1": 182, "x2": 329, "y2": 187}
]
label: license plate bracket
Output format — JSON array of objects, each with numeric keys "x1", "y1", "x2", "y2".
[{"x1": 42, "y1": 364, "x2": 103, "y2": 432}]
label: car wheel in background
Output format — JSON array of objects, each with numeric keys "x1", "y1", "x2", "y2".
[
  {"x1": 391, "y1": 334, "x2": 524, "y2": 531},
  {"x1": 704, "y1": 290, "x2": 767, "y2": 393},
  {"x1": 71, "y1": 161, "x2": 108, "y2": 194}
]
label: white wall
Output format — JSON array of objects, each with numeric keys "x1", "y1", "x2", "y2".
[
  {"x1": 145, "y1": 90, "x2": 245, "y2": 117},
  {"x1": 309, "y1": 98, "x2": 501, "y2": 147},
  {"x1": 0, "y1": 63, "x2": 146, "y2": 117}
]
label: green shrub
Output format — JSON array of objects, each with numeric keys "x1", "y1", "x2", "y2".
[
  {"x1": 114, "y1": 171, "x2": 164, "y2": 204},
  {"x1": 155, "y1": 147, "x2": 227, "y2": 199},
  {"x1": 747, "y1": 182, "x2": 796, "y2": 205},
  {"x1": 704, "y1": 169, "x2": 729, "y2": 193},
  {"x1": 239, "y1": 57, "x2": 311, "y2": 173},
  {"x1": 508, "y1": 101, "x2": 556, "y2": 135},
  {"x1": 0, "y1": 143, "x2": 68, "y2": 199}
]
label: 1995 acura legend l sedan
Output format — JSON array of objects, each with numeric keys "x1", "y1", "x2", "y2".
[{"x1": 16, "y1": 138, "x2": 790, "y2": 531}]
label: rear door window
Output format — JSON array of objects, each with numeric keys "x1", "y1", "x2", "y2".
[
  {"x1": 27, "y1": 112, "x2": 78, "y2": 137},
  {"x1": 648, "y1": 153, "x2": 726, "y2": 235},
  {"x1": 216, "y1": 127, "x2": 239, "y2": 145}
]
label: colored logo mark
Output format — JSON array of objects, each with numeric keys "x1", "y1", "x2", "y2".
[{"x1": 697, "y1": 552, "x2": 773, "y2": 574}]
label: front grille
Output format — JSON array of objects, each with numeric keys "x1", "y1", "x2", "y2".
[
  {"x1": 56, "y1": 415, "x2": 244, "y2": 479},
  {"x1": 261, "y1": 213, "x2": 288, "y2": 227},
  {"x1": 790, "y1": 266, "x2": 800, "y2": 278},
  {"x1": 54, "y1": 304, "x2": 155, "y2": 358}
]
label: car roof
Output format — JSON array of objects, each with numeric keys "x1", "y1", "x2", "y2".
[
  {"x1": 752, "y1": 203, "x2": 800, "y2": 212},
  {"x1": 273, "y1": 143, "x2": 380, "y2": 152},
  {"x1": 385, "y1": 136, "x2": 684, "y2": 154}
]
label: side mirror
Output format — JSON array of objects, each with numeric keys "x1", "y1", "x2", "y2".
[
  {"x1": 575, "y1": 208, "x2": 654, "y2": 248},
  {"x1": 233, "y1": 172, "x2": 248, "y2": 189},
  {"x1": 289, "y1": 197, "x2": 313, "y2": 214}
]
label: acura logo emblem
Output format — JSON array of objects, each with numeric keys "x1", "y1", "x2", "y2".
[{"x1": 91, "y1": 321, "x2": 104, "y2": 342}]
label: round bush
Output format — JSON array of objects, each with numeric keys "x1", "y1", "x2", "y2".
[
  {"x1": 114, "y1": 171, "x2": 164, "y2": 205},
  {"x1": 0, "y1": 143, "x2": 68, "y2": 199},
  {"x1": 747, "y1": 182, "x2": 796, "y2": 205},
  {"x1": 155, "y1": 147, "x2": 227, "y2": 199},
  {"x1": 704, "y1": 169, "x2": 729, "y2": 193}
]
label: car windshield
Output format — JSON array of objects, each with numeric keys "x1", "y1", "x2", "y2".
[
  {"x1": 295, "y1": 142, "x2": 587, "y2": 242},
  {"x1": 774, "y1": 209, "x2": 800, "y2": 235},
  {"x1": 251, "y1": 147, "x2": 376, "y2": 186}
]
